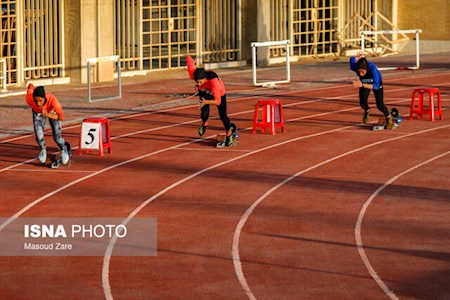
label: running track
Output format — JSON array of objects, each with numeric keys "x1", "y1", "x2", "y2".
[{"x1": 0, "y1": 67, "x2": 449, "y2": 300}]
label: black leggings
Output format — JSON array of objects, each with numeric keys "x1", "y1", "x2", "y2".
[
  {"x1": 200, "y1": 94, "x2": 231, "y2": 132},
  {"x1": 359, "y1": 82, "x2": 389, "y2": 117}
]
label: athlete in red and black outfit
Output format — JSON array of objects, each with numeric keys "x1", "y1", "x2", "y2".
[{"x1": 186, "y1": 55, "x2": 235, "y2": 146}]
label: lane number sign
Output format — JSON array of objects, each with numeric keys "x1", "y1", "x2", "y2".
[{"x1": 81, "y1": 122, "x2": 101, "y2": 150}]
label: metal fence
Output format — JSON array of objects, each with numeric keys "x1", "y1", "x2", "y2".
[
  {"x1": 23, "y1": 0, "x2": 64, "y2": 82},
  {"x1": 1, "y1": 0, "x2": 17, "y2": 84},
  {"x1": 114, "y1": 0, "x2": 241, "y2": 70},
  {"x1": 0, "y1": 0, "x2": 64, "y2": 87},
  {"x1": 0, "y1": 0, "x2": 398, "y2": 87},
  {"x1": 267, "y1": 0, "x2": 340, "y2": 59},
  {"x1": 115, "y1": 0, "x2": 198, "y2": 71},
  {"x1": 114, "y1": 0, "x2": 140, "y2": 71},
  {"x1": 201, "y1": 0, "x2": 241, "y2": 63},
  {"x1": 291, "y1": 0, "x2": 339, "y2": 57}
]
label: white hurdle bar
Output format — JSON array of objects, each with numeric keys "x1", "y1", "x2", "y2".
[
  {"x1": 86, "y1": 55, "x2": 122, "y2": 102},
  {"x1": 251, "y1": 40, "x2": 291, "y2": 87},
  {"x1": 361, "y1": 29, "x2": 422, "y2": 70},
  {"x1": 0, "y1": 58, "x2": 7, "y2": 92}
]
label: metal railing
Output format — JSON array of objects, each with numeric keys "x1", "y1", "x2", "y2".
[
  {"x1": 270, "y1": 0, "x2": 289, "y2": 58},
  {"x1": 201, "y1": 0, "x2": 241, "y2": 63},
  {"x1": 1, "y1": 0, "x2": 402, "y2": 86},
  {"x1": 114, "y1": 0, "x2": 242, "y2": 71},
  {"x1": 114, "y1": 0, "x2": 140, "y2": 70},
  {"x1": 115, "y1": 0, "x2": 198, "y2": 71},
  {"x1": 267, "y1": 0, "x2": 340, "y2": 59},
  {"x1": 1, "y1": 1, "x2": 17, "y2": 85},
  {"x1": 290, "y1": 0, "x2": 339, "y2": 57},
  {"x1": 23, "y1": 0, "x2": 64, "y2": 82},
  {"x1": 0, "y1": 58, "x2": 7, "y2": 91}
]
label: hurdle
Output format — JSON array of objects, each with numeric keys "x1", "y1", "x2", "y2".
[
  {"x1": 361, "y1": 29, "x2": 422, "y2": 70},
  {"x1": 86, "y1": 55, "x2": 122, "y2": 102},
  {"x1": 0, "y1": 58, "x2": 7, "y2": 92},
  {"x1": 251, "y1": 40, "x2": 291, "y2": 87}
]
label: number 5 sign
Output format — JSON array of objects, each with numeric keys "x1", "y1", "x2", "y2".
[
  {"x1": 81, "y1": 122, "x2": 101, "y2": 149},
  {"x1": 78, "y1": 118, "x2": 112, "y2": 156}
]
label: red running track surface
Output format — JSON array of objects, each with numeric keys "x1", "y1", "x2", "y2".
[{"x1": 0, "y1": 62, "x2": 449, "y2": 300}]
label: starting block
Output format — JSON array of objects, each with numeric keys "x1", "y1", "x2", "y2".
[
  {"x1": 216, "y1": 134, "x2": 226, "y2": 148},
  {"x1": 372, "y1": 119, "x2": 396, "y2": 131},
  {"x1": 370, "y1": 108, "x2": 402, "y2": 131},
  {"x1": 216, "y1": 124, "x2": 238, "y2": 148},
  {"x1": 78, "y1": 117, "x2": 112, "y2": 156}
]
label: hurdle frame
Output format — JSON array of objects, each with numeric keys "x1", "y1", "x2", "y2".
[
  {"x1": 0, "y1": 58, "x2": 7, "y2": 92},
  {"x1": 86, "y1": 55, "x2": 122, "y2": 102},
  {"x1": 251, "y1": 40, "x2": 291, "y2": 87},
  {"x1": 361, "y1": 29, "x2": 422, "y2": 70}
]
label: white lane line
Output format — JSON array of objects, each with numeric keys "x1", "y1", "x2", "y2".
[
  {"x1": 172, "y1": 147, "x2": 252, "y2": 152},
  {"x1": 2, "y1": 71, "x2": 448, "y2": 144},
  {"x1": 231, "y1": 125, "x2": 450, "y2": 300},
  {"x1": 103, "y1": 123, "x2": 449, "y2": 300},
  {"x1": 1, "y1": 100, "x2": 362, "y2": 234},
  {"x1": 355, "y1": 151, "x2": 450, "y2": 300},
  {"x1": 0, "y1": 76, "x2": 447, "y2": 297},
  {"x1": 0, "y1": 95, "x2": 420, "y2": 298},
  {"x1": 0, "y1": 82, "x2": 306, "y2": 144},
  {"x1": 7, "y1": 169, "x2": 95, "y2": 173},
  {"x1": 2, "y1": 77, "x2": 447, "y2": 173},
  {"x1": 0, "y1": 87, "x2": 316, "y2": 171},
  {"x1": 0, "y1": 148, "x2": 79, "y2": 173},
  {"x1": 0, "y1": 87, "x2": 358, "y2": 173},
  {"x1": 0, "y1": 99, "x2": 440, "y2": 298},
  {"x1": 0, "y1": 139, "x2": 198, "y2": 233},
  {"x1": 101, "y1": 125, "x2": 352, "y2": 300}
]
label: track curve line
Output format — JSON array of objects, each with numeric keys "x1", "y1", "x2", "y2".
[
  {"x1": 355, "y1": 150, "x2": 450, "y2": 300},
  {"x1": 0, "y1": 81, "x2": 342, "y2": 145},
  {"x1": 101, "y1": 125, "x2": 352, "y2": 300},
  {"x1": 1, "y1": 82, "x2": 446, "y2": 298},
  {"x1": 1, "y1": 81, "x2": 431, "y2": 174},
  {"x1": 231, "y1": 125, "x2": 449, "y2": 300},
  {"x1": 102, "y1": 124, "x2": 449, "y2": 300},
  {"x1": 1, "y1": 95, "x2": 366, "y2": 231}
]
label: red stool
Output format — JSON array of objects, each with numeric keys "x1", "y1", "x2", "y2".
[
  {"x1": 252, "y1": 99, "x2": 286, "y2": 134},
  {"x1": 78, "y1": 117, "x2": 112, "y2": 156},
  {"x1": 409, "y1": 88, "x2": 444, "y2": 121}
]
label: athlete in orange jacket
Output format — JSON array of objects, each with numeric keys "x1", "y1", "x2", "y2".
[
  {"x1": 26, "y1": 84, "x2": 70, "y2": 164},
  {"x1": 186, "y1": 55, "x2": 235, "y2": 146}
]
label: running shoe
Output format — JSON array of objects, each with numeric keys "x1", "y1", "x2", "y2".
[
  {"x1": 363, "y1": 109, "x2": 370, "y2": 124},
  {"x1": 38, "y1": 148, "x2": 47, "y2": 164},
  {"x1": 385, "y1": 114, "x2": 394, "y2": 130},
  {"x1": 225, "y1": 135, "x2": 234, "y2": 147},
  {"x1": 61, "y1": 148, "x2": 70, "y2": 165},
  {"x1": 198, "y1": 124, "x2": 207, "y2": 136}
]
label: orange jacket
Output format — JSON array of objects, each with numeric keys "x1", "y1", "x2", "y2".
[
  {"x1": 26, "y1": 84, "x2": 65, "y2": 121},
  {"x1": 186, "y1": 56, "x2": 225, "y2": 105}
]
